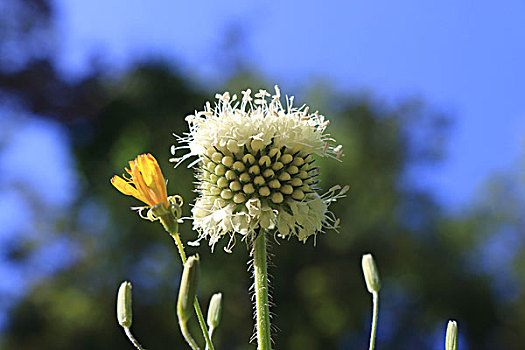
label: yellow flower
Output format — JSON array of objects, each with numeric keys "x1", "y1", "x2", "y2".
[{"x1": 111, "y1": 153, "x2": 169, "y2": 210}]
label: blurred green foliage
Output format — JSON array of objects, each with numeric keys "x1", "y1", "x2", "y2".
[{"x1": 1, "y1": 1, "x2": 524, "y2": 349}]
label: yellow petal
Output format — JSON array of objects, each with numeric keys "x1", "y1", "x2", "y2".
[
  {"x1": 136, "y1": 154, "x2": 155, "y2": 187},
  {"x1": 146, "y1": 153, "x2": 168, "y2": 202},
  {"x1": 112, "y1": 154, "x2": 169, "y2": 209},
  {"x1": 131, "y1": 162, "x2": 156, "y2": 206},
  {"x1": 110, "y1": 175, "x2": 148, "y2": 203}
]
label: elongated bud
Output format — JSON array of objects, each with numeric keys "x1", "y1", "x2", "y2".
[
  {"x1": 445, "y1": 320, "x2": 458, "y2": 350},
  {"x1": 207, "y1": 292, "x2": 223, "y2": 330},
  {"x1": 117, "y1": 281, "x2": 132, "y2": 328},
  {"x1": 361, "y1": 254, "x2": 381, "y2": 294},
  {"x1": 177, "y1": 255, "x2": 200, "y2": 323}
]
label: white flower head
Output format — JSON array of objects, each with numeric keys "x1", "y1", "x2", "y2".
[{"x1": 173, "y1": 86, "x2": 348, "y2": 251}]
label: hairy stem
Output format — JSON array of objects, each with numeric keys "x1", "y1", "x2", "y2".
[
  {"x1": 368, "y1": 292, "x2": 379, "y2": 350},
  {"x1": 253, "y1": 232, "x2": 272, "y2": 350},
  {"x1": 159, "y1": 213, "x2": 214, "y2": 350},
  {"x1": 170, "y1": 232, "x2": 215, "y2": 350},
  {"x1": 123, "y1": 327, "x2": 146, "y2": 350}
]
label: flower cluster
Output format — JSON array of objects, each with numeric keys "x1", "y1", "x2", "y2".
[{"x1": 173, "y1": 86, "x2": 347, "y2": 250}]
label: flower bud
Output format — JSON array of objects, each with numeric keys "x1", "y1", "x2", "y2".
[
  {"x1": 280, "y1": 153, "x2": 293, "y2": 164},
  {"x1": 207, "y1": 293, "x2": 223, "y2": 330},
  {"x1": 117, "y1": 281, "x2": 132, "y2": 328},
  {"x1": 177, "y1": 255, "x2": 200, "y2": 323},
  {"x1": 232, "y1": 161, "x2": 245, "y2": 172},
  {"x1": 445, "y1": 320, "x2": 458, "y2": 350},
  {"x1": 361, "y1": 254, "x2": 381, "y2": 294}
]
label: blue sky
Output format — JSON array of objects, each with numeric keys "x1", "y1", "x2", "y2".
[
  {"x1": 54, "y1": 0, "x2": 525, "y2": 209},
  {"x1": 0, "y1": 113, "x2": 78, "y2": 327}
]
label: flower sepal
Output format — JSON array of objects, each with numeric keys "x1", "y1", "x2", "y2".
[{"x1": 141, "y1": 195, "x2": 183, "y2": 234}]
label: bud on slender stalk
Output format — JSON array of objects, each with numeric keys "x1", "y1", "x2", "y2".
[
  {"x1": 117, "y1": 281, "x2": 133, "y2": 328},
  {"x1": 207, "y1": 293, "x2": 223, "y2": 331},
  {"x1": 445, "y1": 320, "x2": 458, "y2": 350},
  {"x1": 362, "y1": 254, "x2": 381, "y2": 294},
  {"x1": 177, "y1": 255, "x2": 200, "y2": 324}
]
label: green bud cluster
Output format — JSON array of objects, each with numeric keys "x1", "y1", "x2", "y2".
[{"x1": 198, "y1": 141, "x2": 318, "y2": 207}]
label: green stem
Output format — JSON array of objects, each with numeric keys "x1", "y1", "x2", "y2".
[
  {"x1": 179, "y1": 318, "x2": 200, "y2": 350},
  {"x1": 368, "y1": 292, "x2": 379, "y2": 350},
  {"x1": 170, "y1": 231, "x2": 215, "y2": 350},
  {"x1": 205, "y1": 327, "x2": 215, "y2": 350},
  {"x1": 123, "y1": 327, "x2": 146, "y2": 350},
  {"x1": 253, "y1": 232, "x2": 272, "y2": 350}
]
